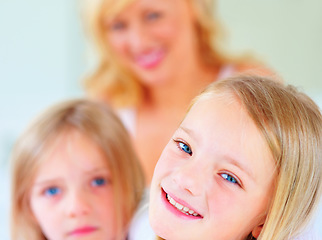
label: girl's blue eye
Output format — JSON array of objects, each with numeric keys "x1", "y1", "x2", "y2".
[
  {"x1": 44, "y1": 187, "x2": 61, "y2": 197},
  {"x1": 92, "y1": 178, "x2": 106, "y2": 187},
  {"x1": 221, "y1": 173, "x2": 238, "y2": 185},
  {"x1": 179, "y1": 142, "x2": 192, "y2": 155}
]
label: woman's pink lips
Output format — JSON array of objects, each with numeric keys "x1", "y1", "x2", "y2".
[
  {"x1": 135, "y1": 50, "x2": 164, "y2": 69},
  {"x1": 68, "y1": 226, "x2": 98, "y2": 236}
]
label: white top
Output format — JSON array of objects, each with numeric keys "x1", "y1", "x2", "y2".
[
  {"x1": 128, "y1": 190, "x2": 155, "y2": 240},
  {"x1": 117, "y1": 64, "x2": 236, "y2": 137},
  {"x1": 117, "y1": 107, "x2": 136, "y2": 137}
]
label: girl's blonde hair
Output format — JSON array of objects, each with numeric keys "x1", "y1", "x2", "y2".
[
  {"x1": 10, "y1": 99, "x2": 145, "y2": 240},
  {"x1": 190, "y1": 75, "x2": 322, "y2": 240},
  {"x1": 82, "y1": 0, "x2": 252, "y2": 107}
]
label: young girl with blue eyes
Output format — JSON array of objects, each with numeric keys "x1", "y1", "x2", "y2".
[
  {"x1": 10, "y1": 99, "x2": 145, "y2": 240},
  {"x1": 149, "y1": 75, "x2": 322, "y2": 240}
]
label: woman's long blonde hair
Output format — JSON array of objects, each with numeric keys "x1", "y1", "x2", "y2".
[
  {"x1": 82, "y1": 0, "x2": 251, "y2": 107},
  {"x1": 10, "y1": 99, "x2": 145, "y2": 240},
  {"x1": 188, "y1": 75, "x2": 322, "y2": 240}
]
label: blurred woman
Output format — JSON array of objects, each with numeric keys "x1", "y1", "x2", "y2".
[{"x1": 82, "y1": 0, "x2": 273, "y2": 184}]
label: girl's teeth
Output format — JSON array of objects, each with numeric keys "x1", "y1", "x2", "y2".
[
  {"x1": 175, "y1": 203, "x2": 183, "y2": 210},
  {"x1": 166, "y1": 194, "x2": 199, "y2": 216}
]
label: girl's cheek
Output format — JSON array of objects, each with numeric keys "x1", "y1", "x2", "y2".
[{"x1": 91, "y1": 183, "x2": 113, "y2": 198}]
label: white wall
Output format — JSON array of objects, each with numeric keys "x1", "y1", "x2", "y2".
[
  {"x1": 0, "y1": 0, "x2": 85, "y2": 239},
  {"x1": 219, "y1": 0, "x2": 322, "y2": 105},
  {"x1": 0, "y1": 0, "x2": 321, "y2": 239}
]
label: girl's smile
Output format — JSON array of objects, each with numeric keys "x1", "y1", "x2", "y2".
[
  {"x1": 67, "y1": 225, "x2": 98, "y2": 237},
  {"x1": 161, "y1": 187, "x2": 203, "y2": 219}
]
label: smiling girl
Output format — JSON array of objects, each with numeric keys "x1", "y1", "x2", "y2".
[
  {"x1": 149, "y1": 75, "x2": 322, "y2": 239},
  {"x1": 10, "y1": 99, "x2": 145, "y2": 240}
]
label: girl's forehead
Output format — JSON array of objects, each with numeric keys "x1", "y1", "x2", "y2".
[
  {"x1": 189, "y1": 93, "x2": 242, "y2": 118},
  {"x1": 188, "y1": 95, "x2": 264, "y2": 142},
  {"x1": 182, "y1": 97, "x2": 250, "y2": 150},
  {"x1": 33, "y1": 131, "x2": 111, "y2": 180}
]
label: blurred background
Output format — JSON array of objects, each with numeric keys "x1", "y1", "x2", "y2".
[{"x1": 1, "y1": 0, "x2": 321, "y2": 239}]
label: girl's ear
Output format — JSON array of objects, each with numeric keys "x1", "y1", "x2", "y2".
[{"x1": 252, "y1": 224, "x2": 264, "y2": 239}]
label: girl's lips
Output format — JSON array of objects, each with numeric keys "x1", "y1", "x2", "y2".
[
  {"x1": 135, "y1": 49, "x2": 165, "y2": 69},
  {"x1": 68, "y1": 226, "x2": 98, "y2": 236},
  {"x1": 161, "y1": 187, "x2": 203, "y2": 219}
]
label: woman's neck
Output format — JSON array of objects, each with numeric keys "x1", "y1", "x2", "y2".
[{"x1": 140, "y1": 62, "x2": 220, "y2": 114}]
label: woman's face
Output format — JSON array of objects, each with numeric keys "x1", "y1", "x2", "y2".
[
  {"x1": 104, "y1": 0, "x2": 199, "y2": 86},
  {"x1": 149, "y1": 95, "x2": 276, "y2": 240},
  {"x1": 29, "y1": 130, "x2": 118, "y2": 240}
]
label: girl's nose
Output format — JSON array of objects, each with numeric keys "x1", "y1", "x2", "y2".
[
  {"x1": 172, "y1": 160, "x2": 205, "y2": 196},
  {"x1": 65, "y1": 190, "x2": 91, "y2": 218}
]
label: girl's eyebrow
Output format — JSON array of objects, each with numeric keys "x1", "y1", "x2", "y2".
[
  {"x1": 223, "y1": 155, "x2": 255, "y2": 181},
  {"x1": 33, "y1": 179, "x2": 62, "y2": 187},
  {"x1": 177, "y1": 126, "x2": 196, "y2": 138},
  {"x1": 33, "y1": 167, "x2": 110, "y2": 186},
  {"x1": 85, "y1": 167, "x2": 109, "y2": 174}
]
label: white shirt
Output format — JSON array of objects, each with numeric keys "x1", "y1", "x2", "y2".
[{"x1": 128, "y1": 189, "x2": 155, "y2": 240}]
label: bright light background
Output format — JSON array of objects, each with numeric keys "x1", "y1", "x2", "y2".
[{"x1": 0, "y1": 0, "x2": 321, "y2": 239}]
